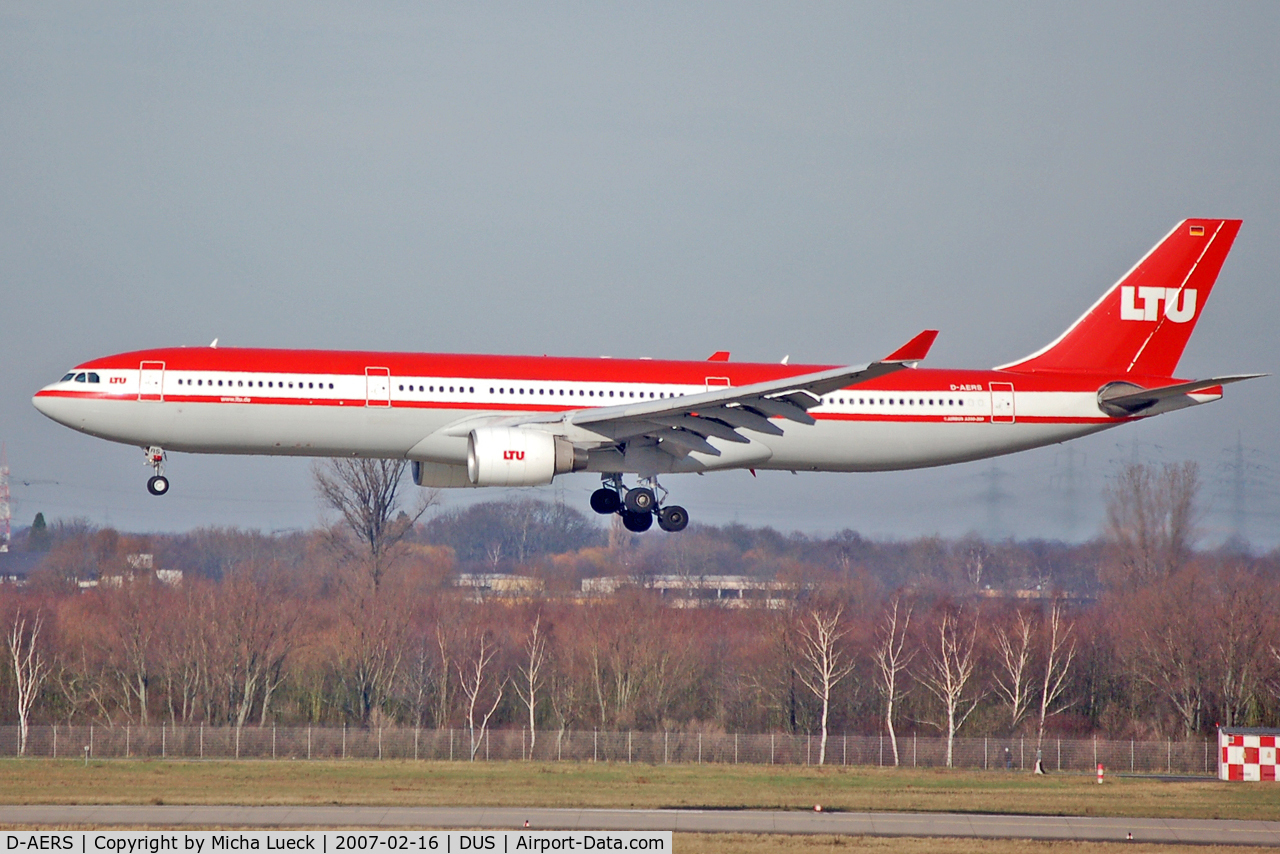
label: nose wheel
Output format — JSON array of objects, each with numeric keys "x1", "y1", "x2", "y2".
[
  {"x1": 143, "y1": 446, "x2": 169, "y2": 496},
  {"x1": 590, "y1": 476, "x2": 688, "y2": 533}
]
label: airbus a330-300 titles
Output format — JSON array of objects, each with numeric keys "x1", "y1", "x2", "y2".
[{"x1": 34, "y1": 219, "x2": 1261, "y2": 533}]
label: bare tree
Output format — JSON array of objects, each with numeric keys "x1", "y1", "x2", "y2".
[
  {"x1": 513, "y1": 613, "x2": 548, "y2": 757},
  {"x1": 457, "y1": 629, "x2": 507, "y2": 761},
  {"x1": 871, "y1": 595, "x2": 914, "y2": 766},
  {"x1": 7, "y1": 610, "x2": 49, "y2": 756},
  {"x1": 333, "y1": 566, "x2": 412, "y2": 725},
  {"x1": 314, "y1": 458, "x2": 439, "y2": 586},
  {"x1": 796, "y1": 606, "x2": 855, "y2": 765},
  {"x1": 992, "y1": 609, "x2": 1034, "y2": 734},
  {"x1": 916, "y1": 608, "x2": 983, "y2": 767},
  {"x1": 1210, "y1": 564, "x2": 1276, "y2": 729},
  {"x1": 1117, "y1": 569, "x2": 1206, "y2": 736},
  {"x1": 1104, "y1": 462, "x2": 1199, "y2": 590},
  {"x1": 1036, "y1": 599, "x2": 1076, "y2": 749}
]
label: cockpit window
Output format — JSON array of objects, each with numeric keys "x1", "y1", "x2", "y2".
[
  {"x1": 61, "y1": 373, "x2": 75, "y2": 382},
  {"x1": 74, "y1": 373, "x2": 87, "y2": 382},
  {"x1": 87, "y1": 373, "x2": 100, "y2": 383}
]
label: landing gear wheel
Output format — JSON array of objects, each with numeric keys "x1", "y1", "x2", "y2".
[
  {"x1": 590, "y1": 488, "x2": 621, "y2": 515},
  {"x1": 624, "y1": 487, "x2": 656, "y2": 513},
  {"x1": 147, "y1": 475, "x2": 169, "y2": 496},
  {"x1": 621, "y1": 510, "x2": 653, "y2": 533},
  {"x1": 657, "y1": 505, "x2": 689, "y2": 532}
]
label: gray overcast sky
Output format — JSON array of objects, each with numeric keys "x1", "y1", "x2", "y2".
[{"x1": 3, "y1": 3, "x2": 1278, "y2": 545}]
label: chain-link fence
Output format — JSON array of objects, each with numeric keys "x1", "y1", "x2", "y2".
[{"x1": 1, "y1": 725, "x2": 1219, "y2": 774}]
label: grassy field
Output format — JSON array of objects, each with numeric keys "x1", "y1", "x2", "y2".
[
  {"x1": 0, "y1": 831, "x2": 1269, "y2": 854},
  {"x1": 677, "y1": 835, "x2": 1275, "y2": 854},
  {"x1": 0, "y1": 759, "x2": 1274, "y2": 822}
]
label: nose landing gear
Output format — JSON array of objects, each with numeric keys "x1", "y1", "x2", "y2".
[
  {"x1": 144, "y1": 446, "x2": 169, "y2": 496},
  {"x1": 590, "y1": 475, "x2": 688, "y2": 533}
]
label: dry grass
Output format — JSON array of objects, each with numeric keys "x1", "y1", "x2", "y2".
[
  {"x1": 0, "y1": 830, "x2": 1270, "y2": 854},
  {"x1": 0, "y1": 760, "x2": 1274, "y2": 821},
  {"x1": 675, "y1": 834, "x2": 1277, "y2": 853}
]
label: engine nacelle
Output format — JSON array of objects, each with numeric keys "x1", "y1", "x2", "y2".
[{"x1": 467, "y1": 427, "x2": 586, "y2": 486}]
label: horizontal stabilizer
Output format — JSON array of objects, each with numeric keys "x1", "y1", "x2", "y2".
[
  {"x1": 1098, "y1": 373, "x2": 1265, "y2": 416},
  {"x1": 884, "y1": 330, "x2": 938, "y2": 363}
]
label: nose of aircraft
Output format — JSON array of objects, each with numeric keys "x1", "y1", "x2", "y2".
[{"x1": 32, "y1": 388, "x2": 77, "y2": 428}]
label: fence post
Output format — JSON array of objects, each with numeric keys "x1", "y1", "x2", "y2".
[
  {"x1": 665, "y1": 731, "x2": 669, "y2": 765},
  {"x1": 1057, "y1": 738, "x2": 1061, "y2": 772},
  {"x1": 879, "y1": 734, "x2": 883, "y2": 767},
  {"x1": 450, "y1": 729, "x2": 454, "y2": 762},
  {"x1": 342, "y1": 724, "x2": 347, "y2": 760},
  {"x1": 272, "y1": 724, "x2": 276, "y2": 760},
  {"x1": 843, "y1": 734, "x2": 847, "y2": 766},
  {"x1": 126, "y1": 724, "x2": 130, "y2": 758},
  {"x1": 984, "y1": 737, "x2": 988, "y2": 770},
  {"x1": 1130, "y1": 739, "x2": 1134, "y2": 773},
  {"x1": 913, "y1": 733, "x2": 917, "y2": 768},
  {"x1": 1092, "y1": 735, "x2": 1096, "y2": 771},
  {"x1": 486, "y1": 729, "x2": 490, "y2": 761},
  {"x1": 198, "y1": 723, "x2": 202, "y2": 759},
  {"x1": 378, "y1": 726, "x2": 383, "y2": 761},
  {"x1": 1167, "y1": 739, "x2": 1171, "y2": 773},
  {"x1": 89, "y1": 725, "x2": 94, "y2": 759},
  {"x1": 53, "y1": 725, "x2": 57, "y2": 759},
  {"x1": 307, "y1": 726, "x2": 311, "y2": 760},
  {"x1": 628, "y1": 731, "x2": 632, "y2": 764},
  {"x1": 162, "y1": 724, "x2": 166, "y2": 758},
  {"x1": 593, "y1": 729, "x2": 598, "y2": 763},
  {"x1": 414, "y1": 728, "x2": 419, "y2": 762},
  {"x1": 1020, "y1": 737, "x2": 1024, "y2": 771},
  {"x1": 734, "y1": 733, "x2": 738, "y2": 765},
  {"x1": 235, "y1": 727, "x2": 241, "y2": 760},
  {"x1": 770, "y1": 733, "x2": 774, "y2": 766},
  {"x1": 1205, "y1": 738, "x2": 1209, "y2": 773}
]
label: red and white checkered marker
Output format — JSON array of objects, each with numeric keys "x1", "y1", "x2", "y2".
[{"x1": 1220, "y1": 729, "x2": 1280, "y2": 781}]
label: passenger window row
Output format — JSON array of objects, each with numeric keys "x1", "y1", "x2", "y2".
[
  {"x1": 397, "y1": 385, "x2": 681, "y2": 400},
  {"x1": 399, "y1": 385, "x2": 476, "y2": 393},
  {"x1": 825, "y1": 397, "x2": 972, "y2": 407},
  {"x1": 488, "y1": 388, "x2": 674, "y2": 399},
  {"x1": 175, "y1": 378, "x2": 336, "y2": 390}
]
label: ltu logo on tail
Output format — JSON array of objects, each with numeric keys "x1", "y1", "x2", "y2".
[
  {"x1": 1120, "y1": 286, "x2": 1197, "y2": 323},
  {"x1": 503, "y1": 450, "x2": 525, "y2": 461}
]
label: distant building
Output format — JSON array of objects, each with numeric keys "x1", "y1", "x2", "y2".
[
  {"x1": 973, "y1": 586, "x2": 1094, "y2": 603},
  {"x1": 453, "y1": 573, "x2": 545, "y2": 599},
  {"x1": 582, "y1": 574, "x2": 800, "y2": 608}
]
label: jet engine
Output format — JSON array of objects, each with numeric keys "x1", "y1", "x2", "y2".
[{"x1": 467, "y1": 427, "x2": 586, "y2": 486}]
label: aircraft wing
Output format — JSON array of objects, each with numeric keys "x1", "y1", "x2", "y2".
[
  {"x1": 503, "y1": 330, "x2": 938, "y2": 457},
  {"x1": 1098, "y1": 373, "x2": 1265, "y2": 417}
]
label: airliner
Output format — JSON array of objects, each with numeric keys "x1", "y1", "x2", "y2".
[{"x1": 33, "y1": 219, "x2": 1259, "y2": 532}]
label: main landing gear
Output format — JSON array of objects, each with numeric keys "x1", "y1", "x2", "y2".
[
  {"x1": 144, "y1": 446, "x2": 169, "y2": 496},
  {"x1": 590, "y1": 475, "x2": 689, "y2": 533}
]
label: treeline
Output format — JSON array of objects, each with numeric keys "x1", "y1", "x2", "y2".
[{"x1": 0, "y1": 462, "x2": 1277, "y2": 759}]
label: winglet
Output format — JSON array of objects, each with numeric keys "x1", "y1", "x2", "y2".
[
  {"x1": 883, "y1": 330, "x2": 938, "y2": 363},
  {"x1": 707, "y1": 351, "x2": 730, "y2": 362}
]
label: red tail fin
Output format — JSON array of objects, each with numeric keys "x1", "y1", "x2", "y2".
[{"x1": 999, "y1": 219, "x2": 1242, "y2": 376}]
